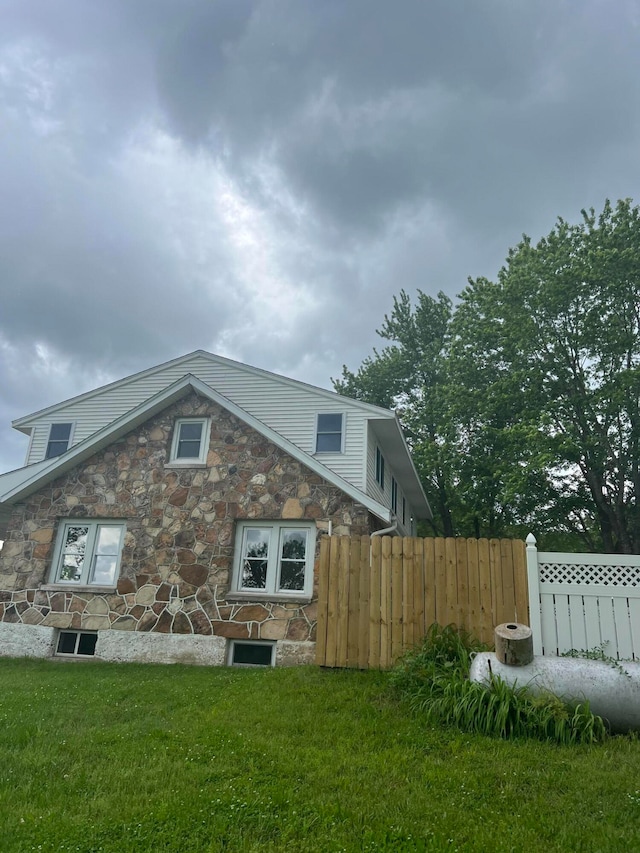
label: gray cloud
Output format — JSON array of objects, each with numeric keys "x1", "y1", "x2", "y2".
[{"x1": 2, "y1": 0, "x2": 640, "y2": 472}]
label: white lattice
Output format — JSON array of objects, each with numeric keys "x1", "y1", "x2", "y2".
[{"x1": 539, "y1": 561, "x2": 640, "y2": 587}]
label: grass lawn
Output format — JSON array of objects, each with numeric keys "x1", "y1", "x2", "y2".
[{"x1": 0, "y1": 659, "x2": 639, "y2": 852}]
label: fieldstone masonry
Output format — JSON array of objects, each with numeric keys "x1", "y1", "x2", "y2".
[{"x1": 0, "y1": 392, "x2": 372, "y2": 664}]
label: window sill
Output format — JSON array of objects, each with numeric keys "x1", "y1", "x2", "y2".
[
  {"x1": 226, "y1": 592, "x2": 313, "y2": 604},
  {"x1": 41, "y1": 584, "x2": 117, "y2": 594},
  {"x1": 164, "y1": 462, "x2": 208, "y2": 469}
]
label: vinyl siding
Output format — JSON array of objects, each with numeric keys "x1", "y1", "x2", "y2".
[
  {"x1": 366, "y1": 424, "x2": 414, "y2": 534},
  {"x1": 24, "y1": 354, "x2": 373, "y2": 490}
]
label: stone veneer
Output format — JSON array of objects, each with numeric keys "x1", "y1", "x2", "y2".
[{"x1": 0, "y1": 392, "x2": 372, "y2": 664}]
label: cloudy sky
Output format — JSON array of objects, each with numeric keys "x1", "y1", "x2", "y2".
[{"x1": 1, "y1": 0, "x2": 639, "y2": 473}]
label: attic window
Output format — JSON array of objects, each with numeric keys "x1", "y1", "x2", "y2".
[
  {"x1": 315, "y1": 413, "x2": 344, "y2": 453},
  {"x1": 46, "y1": 423, "x2": 73, "y2": 459},
  {"x1": 169, "y1": 418, "x2": 210, "y2": 465}
]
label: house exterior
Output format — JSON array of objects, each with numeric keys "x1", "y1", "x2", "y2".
[{"x1": 0, "y1": 351, "x2": 430, "y2": 666}]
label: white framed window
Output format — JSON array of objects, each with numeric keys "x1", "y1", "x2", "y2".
[
  {"x1": 375, "y1": 447, "x2": 385, "y2": 490},
  {"x1": 169, "y1": 418, "x2": 210, "y2": 464},
  {"x1": 402, "y1": 496, "x2": 406, "y2": 526},
  {"x1": 50, "y1": 520, "x2": 125, "y2": 587},
  {"x1": 391, "y1": 477, "x2": 398, "y2": 513},
  {"x1": 46, "y1": 423, "x2": 74, "y2": 459},
  {"x1": 232, "y1": 521, "x2": 316, "y2": 598},
  {"x1": 228, "y1": 640, "x2": 275, "y2": 667},
  {"x1": 315, "y1": 413, "x2": 344, "y2": 453}
]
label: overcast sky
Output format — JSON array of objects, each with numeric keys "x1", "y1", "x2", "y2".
[{"x1": 1, "y1": 0, "x2": 640, "y2": 473}]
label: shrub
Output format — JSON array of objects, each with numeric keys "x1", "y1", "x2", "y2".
[{"x1": 391, "y1": 623, "x2": 608, "y2": 745}]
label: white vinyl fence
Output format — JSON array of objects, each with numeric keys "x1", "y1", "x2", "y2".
[{"x1": 526, "y1": 534, "x2": 640, "y2": 660}]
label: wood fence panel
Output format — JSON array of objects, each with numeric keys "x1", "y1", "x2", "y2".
[
  {"x1": 413, "y1": 538, "x2": 426, "y2": 641},
  {"x1": 315, "y1": 534, "x2": 530, "y2": 669},
  {"x1": 334, "y1": 536, "x2": 351, "y2": 667},
  {"x1": 314, "y1": 536, "x2": 330, "y2": 665},
  {"x1": 379, "y1": 537, "x2": 393, "y2": 668},
  {"x1": 346, "y1": 536, "x2": 362, "y2": 668},
  {"x1": 499, "y1": 538, "x2": 516, "y2": 624},
  {"x1": 368, "y1": 536, "x2": 382, "y2": 669},
  {"x1": 477, "y1": 538, "x2": 493, "y2": 646},
  {"x1": 424, "y1": 537, "x2": 437, "y2": 629},
  {"x1": 391, "y1": 536, "x2": 404, "y2": 663},
  {"x1": 444, "y1": 538, "x2": 458, "y2": 627},
  {"x1": 357, "y1": 536, "x2": 371, "y2": 669},
  {"x1": 466, "y1": 538, "x2": 481, "y2": 638}
]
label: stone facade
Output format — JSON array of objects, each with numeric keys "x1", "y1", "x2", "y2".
[{"x1": 0, "y1": 392, "x2": 372, "y2": 663}]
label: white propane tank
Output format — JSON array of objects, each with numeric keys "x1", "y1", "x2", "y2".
[{"x1": 469, "y1": 652, "x2": 640, "y2": 733}]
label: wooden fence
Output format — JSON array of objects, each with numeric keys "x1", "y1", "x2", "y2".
[{"x1": 315, "y1": 535, "x2": 528, "y2": 669}]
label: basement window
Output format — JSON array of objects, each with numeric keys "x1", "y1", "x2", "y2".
[
  {"x1": 228, "y1": 640, "x2": 275, "y2": 667},
  {"x1": 56, "y1": 630, "x2": 98, "y2": 657}
]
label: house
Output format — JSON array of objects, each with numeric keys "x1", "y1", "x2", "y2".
[{"x1": 0, "y1": 350, "x2": 430, "y2": 666}]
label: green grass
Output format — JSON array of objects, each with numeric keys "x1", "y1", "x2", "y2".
[{"x1": 0, "y1": 659, "x2": 639, "y2": 852}]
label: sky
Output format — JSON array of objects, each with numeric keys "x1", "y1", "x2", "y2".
[{"x1": 1, "y1": 0, "x2": 640, "y2": 474}]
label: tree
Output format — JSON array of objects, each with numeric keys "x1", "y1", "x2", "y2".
[
  {"x1": 451, "y1": 199, "x2": 640, "y2": 552},
  {"x1": 337, "y1": 199, "x2": 640, "y2": 552}
]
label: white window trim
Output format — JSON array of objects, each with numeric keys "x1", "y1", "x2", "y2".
[
  {"x1": 314, "y1": 412, "x2": 345, "y2": 454},
  {"x1": 231, "y1": 520, "x2": 316, "y2": 599},
  {"x1": 227, "y1": 639, "x2": 276, "y2": 667},
  {"x1": 391, "y1": 477, "x2": 398, "y2": 513},
  {"x1": 45, "y1": 421, "x2": 76, "y2": 460},
  {"x1": 49, "y1": 519, "x2": 125, "y2": 589},
  {"x1": 168, "y1": 417, "x2": 211, "y2": 466}
]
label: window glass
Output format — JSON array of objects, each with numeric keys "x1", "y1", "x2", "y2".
[
  {"x1": 391, "y1": 478, "x2": 398, "y2": 512},
  {"x1": 232, "y1": 642, "x2": 274, "y2": 666},
  {"x1": 278, "y1": 529, "x2": 308, "y2": 591},
  {"x1": 46, "y1": 423, "x2": 73, "y2": 459},
  {"x1": 316, "y1": 413, "x2": 343, "y2": 452},
  {"x1": 375, "y1": 447, "x2": 385, "y2": 489},
  {"x1": 176, "y1": 422, "x2": 203, "y2": 458},
  {"x1": 90, "y1": 526, "x2": 123, "y2": 585},
  {"x1": 241, "y1": 528, "x2": 270, "y2": 589},
  {"x1": 59, "y1": 526, "x2": 89, "y2": 582}
]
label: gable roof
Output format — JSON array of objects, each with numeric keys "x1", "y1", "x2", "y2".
[
  {"x1": 0, "y1": 374, "x2": 393, "y2": 523},
  {"x1": 12, "y1": 349, "x2": 397, "y2": 433}
]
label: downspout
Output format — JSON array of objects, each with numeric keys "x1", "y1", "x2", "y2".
[{"x1": 370, "y1": 518, "x2": 398, "y2": 537}]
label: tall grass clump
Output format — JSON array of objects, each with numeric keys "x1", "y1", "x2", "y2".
[{"x1": 391, "y1": 623, "x2": 608, "y2": 745}]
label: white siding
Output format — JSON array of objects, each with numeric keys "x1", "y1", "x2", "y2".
[
  {"x1": 366, "y1": 424, "x2": 415, "y2": 534},
  {"x1": 24, "y1": 354, "x2": 373, "y2": 490}
]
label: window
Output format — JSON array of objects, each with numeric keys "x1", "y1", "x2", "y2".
[
  {"x1": 375, "y1": 447, "x2": 385, "y2": 490},
  {"x1": 46, "y1": 423, "x2": 73, "y2": 459},
  {"x1": 315, "y1": 413, "x2": 344, "y2": 453},
  {"x1": 169, "y1": 418, "x2": 210, "y2": 464},
  {"x1": 391, "y1": 477, "x2": 398, "y2": 513},
  {"x1": 50, "y1": 520, "x2": 125, "y2": 587},
  {"x1": 56, "y1": 631, "x2": 98, "y2": 657},
  {"x1": 402, "y1": 497, "x2": 406, "y2": 526},
  {"x1": 228, "y1": 640, "x2": 275, "y2": 667},
  {"x1": 232, "y1": 521, "x2": 315, "y2": 597}
]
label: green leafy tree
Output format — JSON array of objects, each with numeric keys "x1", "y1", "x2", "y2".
[
  {"x1": 451, "y1": 199, "x2": 640, "y2": 552},
  {"x1": 337, "y1": 199, "x2": 640, "y2": 552}
]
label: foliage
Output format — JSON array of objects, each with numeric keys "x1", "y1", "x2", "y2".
[
  {"x1": 336, "y1": 199, "x2": 640, "y2": 551},
  {"x1": 561, "y1": 641, "x2": 632, "y2": 679},
  {"x1": 1, "y1": 658, "x2": 640, "y2": 852},
  {"x1": 392, "y1": 623, "x2": 608, "y2": 745}
]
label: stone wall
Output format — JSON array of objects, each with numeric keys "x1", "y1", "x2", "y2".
[{"x1": 0, "y1": 392, "x2": 371, "y2": 663}]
